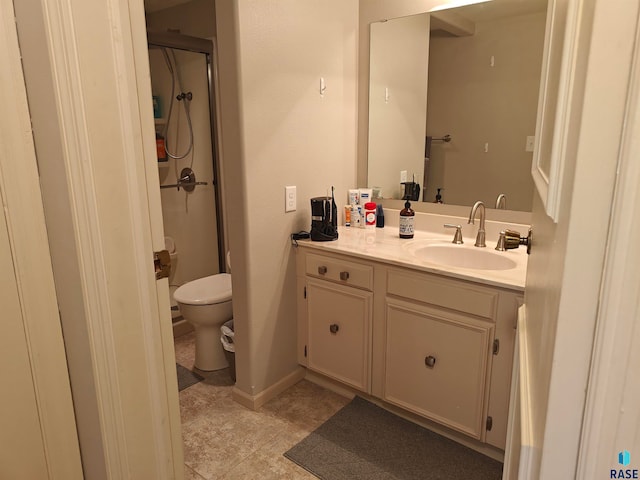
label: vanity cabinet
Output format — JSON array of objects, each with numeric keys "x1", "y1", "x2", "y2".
[
  {"x1": 384, "y1": 299, "x2": 493, "y2": 439},
  {"x1": 296, "y1": 246, "x2": 521, "y2": 450},
  {"x1": 301, "y1": 253, "x2": 373, "y2": 393},
  {"x1": 384, "y1": 268, "x2": 498, "y2": 441}
]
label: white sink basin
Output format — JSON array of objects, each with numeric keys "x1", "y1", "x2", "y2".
[{"x1": 411, "y1": 244, "x2": 517, "y2": 271}]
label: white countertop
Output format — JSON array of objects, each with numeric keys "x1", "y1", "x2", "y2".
[{"x1": 297, "y1": 226, "x2": 528, "y2": 291}]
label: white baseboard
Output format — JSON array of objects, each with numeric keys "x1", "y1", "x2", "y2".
[{"x1": 232, "y1": 367, "x2": 306, "y2": 411}]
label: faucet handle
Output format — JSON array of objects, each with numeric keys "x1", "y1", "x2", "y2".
[{"x1": 444, "y1": 224, "x2": 463, "y2": 244}]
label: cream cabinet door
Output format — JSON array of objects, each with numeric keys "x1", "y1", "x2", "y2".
[
  {"x1": 384, "y1": 299, "x2": 493, "y2": 439},
  {"x1": 306, "y1": 278, "x2": 372, "y2": 392}
]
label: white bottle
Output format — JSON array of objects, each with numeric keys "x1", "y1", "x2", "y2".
[
  {"x1": 359, "y1": 188, "x2": 373, "y2": 205},
  {"x1": 351, "y1": 205, "x2": 362, "y2": 228}
]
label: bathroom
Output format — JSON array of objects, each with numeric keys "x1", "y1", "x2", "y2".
[
  {"x1": 144, "y1": 0, "x2": 634, "y2": 477},
  {"x1": 6, "y1": 0, "x2": 638, "y2": 478}
]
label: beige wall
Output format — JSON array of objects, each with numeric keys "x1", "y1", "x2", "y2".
[
  {"x1": 426, "y1": 12, "x2": 545, "y2": 210},
  {"x1": 367, "y1": 13, "x2": 430, "y2": 201},
  {"x1": 146, "y1": 0, "x2": 216, "y2": 38},
  {"x1": 215, "y1": 0, "x2": 358, "y2": 396}
]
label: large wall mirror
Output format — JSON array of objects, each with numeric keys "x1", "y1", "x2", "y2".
[{"x1": 366, "y1": 0, "x2": 548, "y2": 213}]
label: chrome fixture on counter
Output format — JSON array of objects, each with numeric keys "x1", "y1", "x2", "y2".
[
  {"x1": 495, "y1": 193, "x2": 506, "y2": 209},
  {"x1": 444, "y1": 223, "x2": 463, "y2": 244},
  {"x1": 468, "y1": 201, "x2": 486, "y2": 247}
]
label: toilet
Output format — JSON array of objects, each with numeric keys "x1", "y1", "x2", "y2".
[{"x1": 174, "y1": 272, "x2": 233, "y2": 371}]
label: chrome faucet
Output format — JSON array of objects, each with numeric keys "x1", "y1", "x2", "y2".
[
  {"x1": 495, "y1": 193, "x2": 506, "y2": 209},
  {"x1": 468, "y1": 201, "x2": 486, "y2": 247}
]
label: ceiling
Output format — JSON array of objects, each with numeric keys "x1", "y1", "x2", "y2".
[
  {"x1": 443, "y1": 0, "x2": 547, "y2": 23},
  {"x1": 144, "y1": 0, "x2": 547, "y2": 17},
  {"x1": 144, "y1": 0, "x2": 192, "y2": 14}
]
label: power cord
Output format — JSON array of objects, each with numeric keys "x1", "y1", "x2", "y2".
[{"x1": 291, "y1": 231, "x2": 310, "y2": 247}]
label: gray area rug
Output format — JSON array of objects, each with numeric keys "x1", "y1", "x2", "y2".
[
  {"x1": 176, "y1": 363, "x2": 203, "y2": 392},
  {"x1": 284, "y1": 396, "x2": 502, "y2": 480}
]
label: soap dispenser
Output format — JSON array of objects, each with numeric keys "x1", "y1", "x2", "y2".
[{"x1": 399, "y1": 200, "x2": 415, "y2": 239}]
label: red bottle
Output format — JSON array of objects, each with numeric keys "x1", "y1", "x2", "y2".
[{"x1": 156, "y1": 133, "x2": 168, "y2": 162}]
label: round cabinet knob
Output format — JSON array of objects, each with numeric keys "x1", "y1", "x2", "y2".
[
  {"x1": 318, "y1": 266, "x2": 327, "y2": 275},
  {"x1": 424, "y1": 355, "x2": 436, "y2": 368},
  {"x1": 340, "y1": 271, "x2": 350, "y2": 281},
  {"x1": 329, "y1": 324, "x2": 340, "y2": 334}
]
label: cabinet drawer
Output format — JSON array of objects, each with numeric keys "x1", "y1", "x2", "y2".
[
  {"x1": 384, "y1": 299, "x2": 492, "y2": 439},
  {"x1": 306, "y1": 253, "x2": 373, "y2": 291},
  {"x1": 387, "y1": 269, "x2": 497, "y2": 319}
]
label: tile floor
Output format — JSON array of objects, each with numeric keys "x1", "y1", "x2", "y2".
[{"x1": 174, "y1": 332, "x2": 351, "y2": 480}]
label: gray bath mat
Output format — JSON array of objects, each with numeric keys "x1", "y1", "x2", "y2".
[
  {"x1": 284, "y1": 396, "x2": 502, "y2": 480},
  {"x1": 176, "y1": 363, "x2": 203, "y2": 391}
]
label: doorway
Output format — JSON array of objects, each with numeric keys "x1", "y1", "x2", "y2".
[{"x1": 147, "y1": 32, "x2": 226, "y2": 334}]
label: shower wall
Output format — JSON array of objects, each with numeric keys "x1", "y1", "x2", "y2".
[{"x1": 149, "y1": 48, "x2": 220, "y2": 306}]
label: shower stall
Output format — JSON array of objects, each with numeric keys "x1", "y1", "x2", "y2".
[{"x1": 147, "y1": 32, "x2": 226, "y2": 331}]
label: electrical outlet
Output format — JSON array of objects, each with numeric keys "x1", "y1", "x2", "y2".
[
  {"x1": 285, "y1": 186, "x2": 296, "y2": 212},
  {"x1": 400, "y1": 170, "x2": 407, "y2": 183},
  {"x1": 525, "y1": 136, "x2": 535, "y2": 152}
]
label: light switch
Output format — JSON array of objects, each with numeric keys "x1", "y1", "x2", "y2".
[
  {"x1": 525, "y1": 136, "x2": 535, "y2": 152},
  {"x1": 285, "y1": 186, "x2": 296, "y2": 212}
]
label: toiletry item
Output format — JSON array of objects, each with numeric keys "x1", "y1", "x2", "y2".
[
  {"x1": 376, "y1": 204, "x2": 384, "y2": 228},
  {"x1": 372, "y1": 186, "x2": 382, "y2": 200},
  {"x1": 348, "y1": 189, "x2": 360, "y2": 205},
  {"x1": 399, "y1": 200, "x2": 415, "y2": 239},
  {"x1": 344, "y1": 205, "x2": 351, "y2": 226},
  {"x1": 364, "y1": 202, "x2": 377, "y2": 227},
  {"x1": 351, "y1": 204, "x2": 362, "y2": 228},
  {"x1": 156, "y1": 132, "x2": 167, "y2": 162},
  {"x1": 435, "y1": 188, "x2": 443, "y2": 204},
  {"x1": 359, "y1": 188, "x2": 373, "y2": 205},
  {"x1": 152, "y1": 95, "x2": 162, "y2": 119}
]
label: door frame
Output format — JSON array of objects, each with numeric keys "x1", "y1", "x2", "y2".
[
  {"x1": 13, "y1": 0, "x2": 184, "y2": 477},
  {"x1": 577, "y1": 8, "x2": 640, "y2": 474},
  {"x1": 0, "y1": 0, "x2": 83, "y2": 476},
  {"x1": 148, "y1": 31, "x2": 227, "y2": 273}
]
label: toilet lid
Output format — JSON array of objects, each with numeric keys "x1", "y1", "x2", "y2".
[{"x1": 174, "y1": 273, "x2": 232, "y2": 305}]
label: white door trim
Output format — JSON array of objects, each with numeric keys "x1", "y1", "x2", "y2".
[
  {"x1": 577, "y1": 6, "x2": 640, "y2": 474},
  {"x1": 0, "y1": 0, "x2": 83, "y2": 477},
  {"x1": 18, "y1": 0, "x2": 184, "y2": 476}
]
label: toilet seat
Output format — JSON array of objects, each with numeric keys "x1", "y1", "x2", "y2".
[{"x1": 174, "y1": 273, "x2": 232, "y2": 306}]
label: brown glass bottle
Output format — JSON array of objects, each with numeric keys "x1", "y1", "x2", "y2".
[{"x1": 399, "y1": 200, "x2": 415, "y2": 238}]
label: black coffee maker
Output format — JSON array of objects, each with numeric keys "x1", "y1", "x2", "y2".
[{"x1": 310, "y1": 187, "x2": 338, "y2": 242}]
